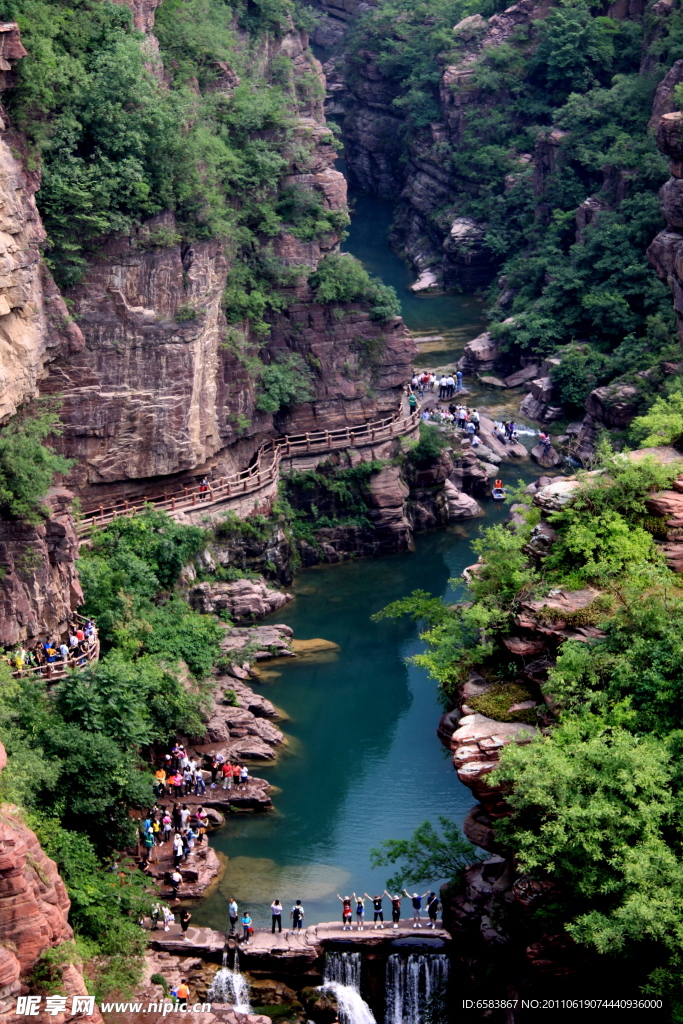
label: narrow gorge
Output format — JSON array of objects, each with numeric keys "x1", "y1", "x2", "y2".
[{"x1": 3, "y1": 0, "x2": 683, "y2": 1020}]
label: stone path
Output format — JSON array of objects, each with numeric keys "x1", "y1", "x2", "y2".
[{"x1": 148, "y1": 919, "x2": 449, "y2": 960}]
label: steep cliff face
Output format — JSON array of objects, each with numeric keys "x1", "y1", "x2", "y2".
[
  {"x1": 0, "y1": 488, "x2": 82, "y2": 647},
  {"x1": 0, "y1": 744, "x2": 102, "y2": 1024},
  {"x1": 648, "y1": 110, "x2": 683, "y2": 343},
  {"x1": 0, "y1": 23, "x2": 84, "y2": 424},
  {"x1": 26, "y1": 12, "x2": 413, "y2": 509}
]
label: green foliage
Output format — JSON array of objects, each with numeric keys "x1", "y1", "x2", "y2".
[
  {"x1": 407, "y1": 423, "x2": 451, "y2": 468},
  {"x1": 0, "y1": 403, "x2": 73, "y2": 522},
  {"x1": 629, "y1": 384, "x2": 683, "y2": 449},
  {"x1": 256, "y1": 352, "x2": 316, "y2": 414},
  {"x1": 550, "y1": 345, "x2": 610, "y2": 409},
  {"x1": 492, "y1": 714, "x2": 683, "y2": 1000},
  {"x1": 309, "y1": 254, "x2": 401, "y2": 321},
  {"x1": 79, "y1": 507, "x2": 206, "y2": 641},
  {"x1": 467, "y1": 681, "x2": 538, "y2": 724},
  {"x1": 370, "y1": 816, "x2": 482, "y2": 890},
  {"x1": 281, "y1": 459, "x2": 385, "y2": 539}
]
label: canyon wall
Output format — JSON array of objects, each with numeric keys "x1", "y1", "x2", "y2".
[
  {"x1": 0, "y1": 742, "x2": 103, "y2": 1024},
  {"x1": 0, "y1": 24, "x2": 84, "y2": 424}
]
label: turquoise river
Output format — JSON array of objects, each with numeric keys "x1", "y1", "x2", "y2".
[{"x1": 192, "y1": 192, "x2": 538, "y2": 931}]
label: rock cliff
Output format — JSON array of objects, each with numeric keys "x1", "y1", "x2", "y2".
[
  {"x1": 0, "y1": 488, "x2": 82, "y2": 647},
  {"x1": 0, "y1": 742, "x2": 103, "y2": 1024},
  {"x1": 0, "y1": 24, "x2": 84, "y2": 425},
  {"x1": 648, "y1": 110, "x2": 683, "y2": 344}
]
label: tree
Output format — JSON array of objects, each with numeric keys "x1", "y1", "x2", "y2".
[
  {"x1": 370, "y1": 817, "x2": 482, "y2": 890},
  {"x1": 629, "y1": 386, "x2": 683, "y2": 449},
  {"x1": 0, "y1": 405, "x2": 73, "y2": 522}
]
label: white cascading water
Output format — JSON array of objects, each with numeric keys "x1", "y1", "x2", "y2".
[
  {"x1": 384, "y1": 953, "x2": 449, "y2": 1024},
  {"x1": 207, "y1": 950, "x2": 251, "y2": 1012},
  {"x1": 321, "y1": 951, "x2": 377, "y2": 1024}
]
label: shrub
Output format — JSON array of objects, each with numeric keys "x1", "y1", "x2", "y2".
[
  {"x1": 407, "y1": 423, "x2": 450, "y2": 467},
  {"x1": 309, "y1": 254, "x2": 401, "y2": 320},
  {"x1": 0, "y1": 404, "x2": 73, "y2": 522},
  {"x1": 256, "y1": 352, "x2": 316, "y2": 414}
]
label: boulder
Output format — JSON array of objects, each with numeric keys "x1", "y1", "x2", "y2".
[
  {"x1": 503, "y1": 637, "x2": 546, "y2": 656},
  {"x1": 533, "y1": 478, "x2": 580, "y2": 511},
  {"x1": 444, "y1": 480, "x2": 483, "y2": 519},
  {"x1": 585, "y1": 383, "x2": 640, "y2": 429},
  {"x1": 529, "y1": 377, "x2": 555, "y2": 404},
  {"x1": 453, "y1": 13, "x2": 486, "y2": 38},
  {"x1": 189, "y1": 578, "x2": 293, "y2": 622},
  {"x1": 530, "y1": 444, "x2": 562, "y2": 468},
  {"x1": 656, "y1": 111, "x2": 683, "y2": 165},
  {"x1": 458, "y1": 331, "x2": 500, "y2": 374},
  {"x1": 504, "y1": 365, "x2": 538, "y2": 388}
]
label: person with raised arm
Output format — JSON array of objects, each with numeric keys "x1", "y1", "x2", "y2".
[
  {"x1": 337, "y1": 894, "x2": 353, "y2": 931},
  {"x1": 364, "y1": 892, "x2": 384, "y2": 930},
  {"x1": 352, "y1": 892, "x2": 366, "y2": 931},
  {"x1": 403, "y1": 888, "x2": 431, "y2": 927},
  {"x1": 384, "y1": 890, "x2": 402, "y2": 929}
]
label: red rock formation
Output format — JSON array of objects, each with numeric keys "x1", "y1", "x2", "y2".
[{"x1": 0, "y1": 741, "x2": 103, "y2": 1024}]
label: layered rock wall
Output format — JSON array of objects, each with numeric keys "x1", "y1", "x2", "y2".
[
  {"x1": 0, "y1": 743, "x2": 103, "y2": 1024},
  {"x1": 0, "y1": 24, "x2": 84, "y2": 424},
  {"x1": 0, "y1": 488, "x2": 82, "y2": 647}
]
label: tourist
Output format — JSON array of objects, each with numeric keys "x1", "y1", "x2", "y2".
[
  {"x1": 240, "y1": 765, "x2": 249, "y2": 786},
  {"x1": 271, "y1": 899, "x2": 282, "y2": 933},
  {"x1": 150, "y1": 902, "x2": 161, "y2": 930},
  {"x1": 170, "y1": 869, "x2": 182, "y2": 901},
  {"x1": 352, "y1": 893, "x2": 366, "y2": 931},
  {"x1": 222, "y1": 761, "x2": 233, "y2": 790},
  {"x1": 456, "y1": 369, "x2": 463, "y2": 392},
  {"x1": 446, "y1": 375, "x2": 455, "y2": 398},
  {"x1": 183, "y1": 766, "x2": 193, "y2": 795},
  {"x1": 404, "y1": 889, "x2": 430, "y2": 927},
  {"x1": 337, "y1": 894, "x2": 353, "y2": 931},
  {"x1": 411, "y1": 374, "x2": 419, "y2": 392},
  {"x1": 200, "y1": 477, "x2": 210, "y2": 501},
  {"x1": 210, "y1": 757, "x2": 220, "y2": 785},
  {"x1": 172, "y1": 803, "x2": 182, "y2": 831},
  {"x1": 229, "y1": 898, "x2": 238, "y2": 935},
  {"x1": 471, "y1": 408, "x2": 480, "y2": 432},
  {"x1": 194, "y1": 769, "x2": 206, "y2": 796},
  {"x1": 408, "y1": 392, "x2": 417, "y2": 413},
  {"x1": 59, "y1": 640, "x2": 69, "y2": 663},
  {"x1": 427, "y1": 893, "x2": 440, "y2": 929},
  {"x1": 539, "y1": 431, "x2": 551, "y2": 453},
  {"x1": 155, "y1": 767, "x2": 167, "y2": 796},
  {"x1": 438, "y1": 375, "x2": 448, "y2": 399},
  {"x1": 141, "y1": 827, "x2": 155, "y2": 863},
  {"x1": 176, "y1": 980, "x2": 190, "y2": 1005},
  {"x1": 365, "y1": 892, "x2": 384, "y2": 930},
  {"x1": 385, "y1": 890, "x2": 402, "y2": 929},
  {"x1": 180, "y1": 909, "x2": 192, "y2": 940},
  {"x1": 173, "y1": 832, "x2": 184, "y2": 868},
  {"x1": 180, "y1": 804, "x2": 191, "y2": 828},
  {"x1": 241, "y1": 911, "x2": 252, "y2": 943},
  {"x1": 162, "y1": 812, "x2": 172, "y2": 843},
  {"x1": 290, "y1": 900, "x2": 304, "y2": 933}
]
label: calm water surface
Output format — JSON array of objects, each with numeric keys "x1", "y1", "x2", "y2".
[{"x1": 341, "y1": 191, "x2": 487, "y2": 369}]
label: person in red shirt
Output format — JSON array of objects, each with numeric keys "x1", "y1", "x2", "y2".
[{"x1": 221, "y1": 762, "x2": 233, "y2": 791}]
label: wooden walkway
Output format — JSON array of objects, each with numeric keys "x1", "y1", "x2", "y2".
[{"x1": 76, "y1": 409, "x2": 420, "y2": 536}]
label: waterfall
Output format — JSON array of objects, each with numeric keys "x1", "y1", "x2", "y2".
[
  {"x1": 207, "y1": 950, "x2": 251, "y2": 1012},
  {"x1": 384, "y1": 953, "x2": 449, "y2": 1024},
  {"x1": 321, "y1": 951, "x2": 377, "y2": 1024}
]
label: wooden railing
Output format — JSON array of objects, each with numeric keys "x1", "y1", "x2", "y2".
[
  {"x1": 9, "y1": 613, "x2": 100, "y2": 681},
  {"x1": 76, "y1": 409, "x2": 420, "y2": 535}
]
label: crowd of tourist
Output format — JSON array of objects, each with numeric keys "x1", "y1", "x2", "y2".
[
  {"x1": 3, "y1": 620, "x2": 97, "y2": 676},
  {"x1": 411, "y1": 371, "x2": 464, "y2": 398},
  {"x1": 218, "y1": 889, "x2": 443, "y2": 945},
  {"x1": 139, "y1": 743, "x2": 253, "y2": 903}
]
